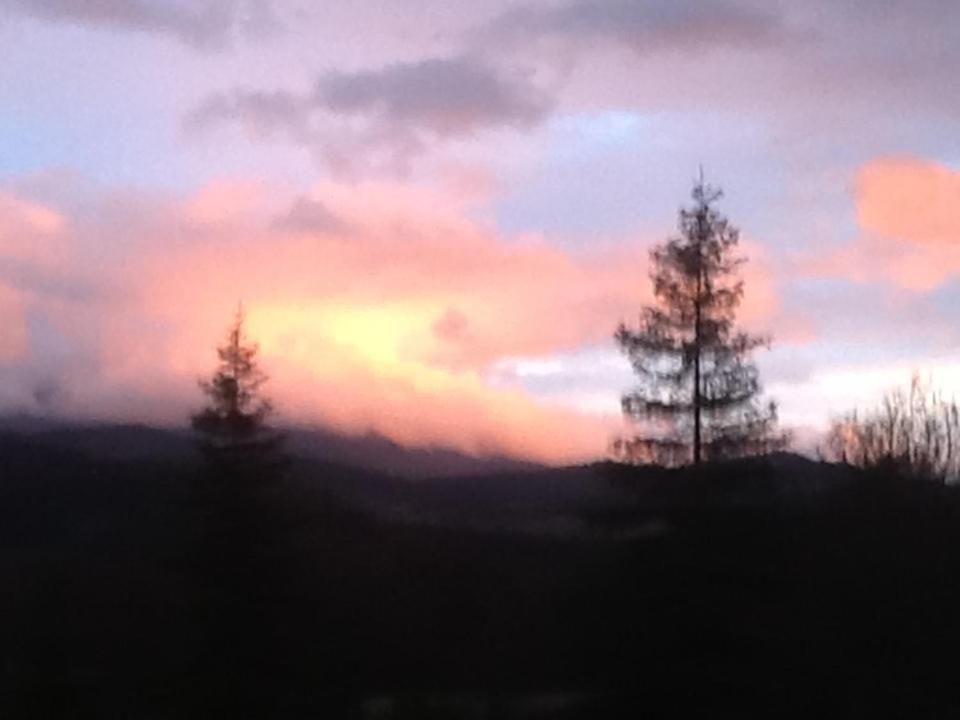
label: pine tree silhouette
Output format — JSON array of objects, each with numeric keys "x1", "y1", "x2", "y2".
[
  {"x1": 191, "y1": 305, "x2": 285, "y2": 481},
  {"x1": 615, "y1": 174, "x2": 786, "y2": 465}
]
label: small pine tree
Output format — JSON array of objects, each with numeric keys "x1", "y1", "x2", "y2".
[
  {"x1": 191, "y1": 305, "x2": 285, "y2": 481},
  {"x1": 614, "y1": 175, "x2": 786, "y2": 466}
]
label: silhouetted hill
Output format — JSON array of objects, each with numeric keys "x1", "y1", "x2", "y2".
[
  {"x1": 3, "y1": 431, "x2": 960, "y2": 717},
  {"x1": 285, "y1": 424, "x2": 543, "y2": 478},
  {"x1": 0, "y1": 421, "x2": 854, "y2": 536},
  {"x1": 0, "y1": 415, "x2": 541, "y2": 478},
  {"x1": 270, "y1": 450, "x2": 858, "y2": 535}
]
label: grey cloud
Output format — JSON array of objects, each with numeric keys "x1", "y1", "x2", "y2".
[
  {"x1": 186, "y1": 54, "x2": 554, "y2": 173},
  {"x1": 480, "y1": 0, "x2": 960, "y2": 120},
  {"x1": 1, "y1": 0, "x2": 281, "y2": 48},
  {"x1": 0, "y1": 257, "x2": 102, "y2": 304},
  {"x1": 478, "y1": 0, "x2": 794, "y2": 55},
  {"x1": 187, "y1": 88, "x2": 310, "y2": 138},
  {"x1": 272, "y1": 197, "x2": 346, "y2": 235},
  {"x1": 317, "y1": 56, "x2": 551, "y2": 137}
]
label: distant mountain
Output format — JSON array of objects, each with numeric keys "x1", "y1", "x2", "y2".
[
  {"x1": 0, "y1": 415, "x2": 543, "y2": 479},
  {"x1": 0, "y1": 416, "x2": 197, "y2": 461},
  {"x1": 0, "y1": 414, "x2": 861, "y2": 539},
  {"x1": 0, "y1": 418, "x2": 858, "y2": 541},
  {"x1": 285, "y1": 425, "x2": 542, "y2": 479}
]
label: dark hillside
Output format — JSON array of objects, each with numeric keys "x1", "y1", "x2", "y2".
[
  {"x1": 2, "y1": 433, "x2": 960, "y2": 717},
  {"x1": 0, "y1": 416, "x2": 540, "y2": 478}
]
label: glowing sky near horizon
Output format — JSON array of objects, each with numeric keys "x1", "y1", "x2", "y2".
[{"x1": 2, "y1": 0, "x2": 960, "y2": 462}]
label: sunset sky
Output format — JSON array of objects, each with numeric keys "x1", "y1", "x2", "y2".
[{"x1": 2, "y1": 0, "x2": 960, "y2": 462}]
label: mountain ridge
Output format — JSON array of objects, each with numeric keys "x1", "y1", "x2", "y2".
[{"x1": 0, "y1": 414, "x2": 544, "y2": 479}]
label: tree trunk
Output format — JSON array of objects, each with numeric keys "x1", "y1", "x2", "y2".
[
  {"x1": 693, "y1": 346, "x2": 701, "y2": 464},
  {"x1": 693, "y1": 212, "x2": 704, "y2": 466}
]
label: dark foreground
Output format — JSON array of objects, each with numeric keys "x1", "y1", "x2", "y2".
[{"x1": 3, "y1": 433, "x2": 960, "y2": 718}]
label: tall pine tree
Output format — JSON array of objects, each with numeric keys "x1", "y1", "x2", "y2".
[
  {"x1": 614, "y1": 176, "x2": 785, "y2": 466},
  {"x1": 191, "y1": 305, "x2": 285, "y2": 481}
]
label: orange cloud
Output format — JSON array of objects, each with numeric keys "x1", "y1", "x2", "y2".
[
  {"x1": 857, "y1": 157, "x2": 960, "y2": 245},
  {"x1": 136, "y1": 182, "x2": 664, "y2": 371},
  {"x1": 119, "y1": 182, "x2": 640, "y2": 461},
  {"x1": 811, "y1": 157, "x2": 960, "y2": 291}
]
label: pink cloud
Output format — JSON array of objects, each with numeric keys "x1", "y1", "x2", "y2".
[
  {"x1": 0, "y1": 192, "x2": 70, "y2": 363},
  {"x1": 0, "y1": 191, "x2": 67, "y2": 268},
  {"x1": 0, "y1": 283, "x2": 27, "y2": 362},
  {"x1": 184, "y1": 179, "x2": 271, "y2": 225}
]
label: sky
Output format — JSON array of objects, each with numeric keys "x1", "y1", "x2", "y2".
[{"x1": 2, "y1": 0, "x2": 960, "y2": 463}]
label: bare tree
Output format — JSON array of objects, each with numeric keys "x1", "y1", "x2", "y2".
[
  {"x1": 615, "y1": 175, "x2": 786, "y2": 466},
  {"x1": 825, "y1": 373, "x2": 959, "y2": 482}
]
